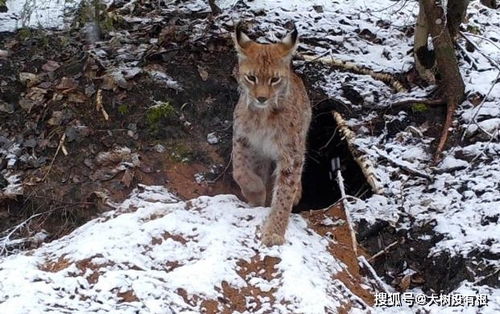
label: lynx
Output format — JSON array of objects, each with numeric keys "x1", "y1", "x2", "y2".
[{"x1": 232, "y1": 23, "x2": 312, "y2": 246}]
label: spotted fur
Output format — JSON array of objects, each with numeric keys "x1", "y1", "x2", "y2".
[{"x1": 232, "y1": 24, "x2": 311, "y2": 246}]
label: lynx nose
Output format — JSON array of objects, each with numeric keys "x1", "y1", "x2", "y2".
[{"x1": 257, "y1": 97, "x2": 268, "y2": 103}]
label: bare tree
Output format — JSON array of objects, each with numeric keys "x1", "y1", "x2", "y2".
[{"x1": 414, "y1": 0, "x2": 468, "y2": 160}]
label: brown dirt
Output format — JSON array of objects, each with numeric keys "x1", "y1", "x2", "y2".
[{"x1": 303, "y1": 203, "x2": 375, "y2": 307}]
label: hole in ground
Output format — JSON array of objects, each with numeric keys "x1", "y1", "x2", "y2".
[{"x1": 294, "y1": 104, "x2": 372, "y2": 212}]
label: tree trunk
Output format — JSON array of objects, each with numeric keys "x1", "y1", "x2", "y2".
[
  {"x1": 447, "y1": 0, "x2": 469, "y2": 39},
  {"x1": 414, "y1": 1, "x2": 435, "y2": 83},
  {"x1": 420, "y1": 0, "x2": 466, "y2": 161}
]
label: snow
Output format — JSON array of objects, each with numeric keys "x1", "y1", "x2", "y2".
[
  {"x1": 207, "y1": 132, "x2": 219, "y2": 145},
  {"x1": 0, "y1": 185, "x2": 367, "y2": 313},
  {"x1": 0, "y1": 0, "x2": 78, "y2": 32}
]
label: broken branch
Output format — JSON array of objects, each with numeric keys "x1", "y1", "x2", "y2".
[{"x1": 332, "y1": 111, "x2": 384, "y2": 194}]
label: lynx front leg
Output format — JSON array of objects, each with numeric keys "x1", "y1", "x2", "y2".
[
  {"x1": 232, "y1": 138, "x2": 266, "y2": 206},
  {"x1": 261, "y1": 158, "x2": 303, "y2": 246}
]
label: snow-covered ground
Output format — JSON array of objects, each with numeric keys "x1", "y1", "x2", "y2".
[
  {"x1": 0, "y1": 185, "x2": 371, "y2": 313},
  {"x1": 0, "y1": 0, "x2": 79, "y2": 32}
]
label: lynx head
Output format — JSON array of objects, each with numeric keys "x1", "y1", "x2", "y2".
[{"x1": 233, "y1": 23, "x2": 299, "y2": 109}]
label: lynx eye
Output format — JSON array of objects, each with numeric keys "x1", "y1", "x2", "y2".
[
  {"x1": 270, "y1": 77, "x2": 281, "y2": 84},
  {"x1": 246, "y1": 75, "x2": 257, "y2": 83}
]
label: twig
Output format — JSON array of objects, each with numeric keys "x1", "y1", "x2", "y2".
[
  {"x1": 358, "y1": 255, "x2": 391, "y2": 293},
  {"x1": 365, "y1": 98, "x2": 445, "y2": 111},
  {"x1": 207, "y1": 155, "x2": 232, "y2": 184},
  {"x1": 0, "y1": 212, "x2": 44, "y2": 256},
  {"x1": 473, "y1": 268, "x2": 500, "y2": 285},
  {"x1": 319, "y1": 126, "x2": 339, "y2": 151},
  {"x1": 336, "y1": 169, "x2": 358, "y2": 257},
  {"x1": 460, "y1": 31, "x2": 500, "y2": 70},
  {"x1": 462, "y1": 31, "x2": 500, "y2": 50},
  {"x1": 368, "y1": 240, "x2": 399, "y2": 262},
  {"x1": 42, "y1": 133, "x2": 66, "y2": 182},
  {"x1": 390, "y1": 98, "x2": 444, "y2": 108},
  {"x1": 300, "y1": 49, "x2": 332, "y2": 64},
  {"x1": 372, "y1": 146, "x2": 432, "y2": 180},
  {"x1": 461, "y1": 70, "x2": 500, "y2": 141}
]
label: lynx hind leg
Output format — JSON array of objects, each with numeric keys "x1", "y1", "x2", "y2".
[
  {"x1": 255, "y1": 158, "x2": 273, "y2": 206},
  {"x1": 232, "y1": 140, "x2": 266, "y2": 207},
  {"x1": 293, "y1": 179, "x2": 302, "y2": 206}
]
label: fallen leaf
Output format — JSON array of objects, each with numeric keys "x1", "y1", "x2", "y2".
[
  {"x1": 197, "y1": 66, "x2": 209, "y2": 81},
  {"x1": 121, "y1": 169, "x2": 134, "y2": 188},
  {"x1": 42, "y1": 60, "x2": 61, "y2": 72},
  {"x1": 19, "y1": 72, "x2": 41, "y2": 87},
  {"x1": 398, "y1": 274, "x2": 412, "y2": 291},
  {"x1": 67, "y1": 92, "x2": 88, "y2": 103},
  {"x1": 56, "y1": 77, "x2": 78, "y2": 91}
]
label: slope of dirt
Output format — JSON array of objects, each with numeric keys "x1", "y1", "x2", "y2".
[{"x1": 0, "y1": 186, "x2": 376, "y2": 313}]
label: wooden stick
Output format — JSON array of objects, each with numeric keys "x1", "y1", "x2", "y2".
[
  {"x1": 390, "y1": 98, "x2": 444, "y2": 108},
  {"x1": 368, "y1": 240, "x2": 399, "y2": 262},
  {"x1": 332, "y1": 111, "x2": 384, "y2": 194},
  {"x1": 42, "y1": 133, "x2": 66, "y2": 182},
  {"x1": 358, "y1": 255, "x2": 391, "y2": 293},
  {"x1": 336, "y1": 169, "x2": 358, "y2": 257},
  {"x1": 372, "y1": 147, "x2": 432, "y2": 180},
  {"x1": 301, "y1": 54, "x2": 407, "y2": 93}
]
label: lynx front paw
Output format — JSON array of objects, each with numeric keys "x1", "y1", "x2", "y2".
[
  {"x1": 261, "y1": 231, "x2": 285, "y2": 247},
  {"x1": 260, "y1": 219, "x2": 285, "y2": 247}
]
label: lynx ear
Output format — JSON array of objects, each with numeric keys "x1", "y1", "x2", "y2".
[
  {"x1": 234, "y1": 22, "x2": 253, "y2": 56},
  {"x1": 280, "y1": 25, "x2": 299, "y2": 59}
]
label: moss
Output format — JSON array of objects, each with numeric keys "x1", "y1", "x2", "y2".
[
  {"x1": 17, "y1": 28, "x2": 32, "y2": 41},
  {"x1": 117, "y1": 104, "x2": 129, "y2": 115},
  {"x1": 147, "y1": 101, "x2": 175, "y2": 124},
  {"x1": 466, "y1": 25, "x2": 481, "y2": 35},
  {"x1": 170, "y1": 143, "x2": 195, "y2": 163},
  {"x1": 412, "y1": 103, "x2": 429, "y2": 113},
  {"x1": 146, "y1": 101, "x2": 176, "y2": 134}
]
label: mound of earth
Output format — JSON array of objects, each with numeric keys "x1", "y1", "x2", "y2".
[{"x1": 0, "y1": 185, "x2": 375, "y2": 313}]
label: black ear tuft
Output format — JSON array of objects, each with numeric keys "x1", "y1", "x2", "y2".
[
  {"x1": 235, "y1": 21, "x2": 244, "y2": 42},
  {"x1": 289, "y1": 25, "x2": 298, "y2": 45},
  {"x1": 234, "y1": 21, "x2": 252, "y2": 51}
]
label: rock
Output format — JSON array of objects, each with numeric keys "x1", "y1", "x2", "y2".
[
  {"x1": 23, "y1": 138, "x2": 37, "y2": 148},
  {"x1": 0, "y1": 49, "x2": 9, "y2": 59},
  {"x1": 0, "y1": 100, "x2": 14, "y2": 113},
  {"x1": 437, "y1": 156, "x2": 469, "y2": 172},
  {"x1": 154, "y1": 144, "x2": 166, "y2": 153},
  {"x1": 65, "y1": 125, "x2": 90, "y2": 143},
  {"x1": 127, "y1": 123, "x2": 137, "y2": 132},
  {"x1": 207, "y1": 132, "x2": 219, "y2": 145},
  {"x1": 313, "y1": 5, "x2": 324, "y2": 13}
]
